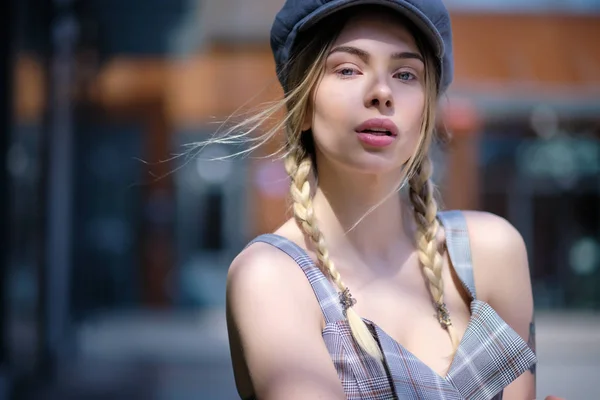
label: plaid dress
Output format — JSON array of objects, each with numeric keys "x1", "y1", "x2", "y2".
[{"x1": 249, "y1": 210, "x2": 537, "y2": 399}]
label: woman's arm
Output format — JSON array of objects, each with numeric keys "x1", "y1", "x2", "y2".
[
  {"x1": 226, "y1": 243, "x2": 346, "y2": 400},
  {"x1": 463, "y1": 211, "x2": 536, "y2": 400}
]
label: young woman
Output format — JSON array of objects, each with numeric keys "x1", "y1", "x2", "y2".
[{"x1": 220, "y1": 1, "x2": 550, "y2": 399}]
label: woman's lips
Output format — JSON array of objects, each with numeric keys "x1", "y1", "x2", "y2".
[
  {"x1": 355, "y1": 118, "x2": 398, "y2": 147},
  {"x1": 355, "y1": 118, "x2": 399, "y2": 137},
  {"x1": 356, "y1": 132, "x2": 395, "y2": 147}
]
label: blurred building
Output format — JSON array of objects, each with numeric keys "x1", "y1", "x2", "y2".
[{"x1": 3, "y1": 0, "x2": 600, "y2": 397}]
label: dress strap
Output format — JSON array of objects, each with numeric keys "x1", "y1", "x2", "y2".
[
  {"x1": 247, "y1": 234, "x2": 345, "y2": 324},
  {"x1": 437, "y1": 210, "x2": 477, "y2": 300}
]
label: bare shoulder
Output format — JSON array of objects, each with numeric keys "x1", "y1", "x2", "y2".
[
  {"x1": 226, "y1": 240, "x2": 345, "y2": 399},
  {"x1": 458, "y1": 213, "x2": 535, "y2": 396},
  {"x1": 227, "y1": 239, "x2": 322, "y2": 324},
  {"x1": 459, "y1": 211, "x2": 527, "y2": 259},
  {"x1": 458, "y1": 211, "x2": 530, "y2": 302},
  {"x1": 460, "y1": 210, "x2": 534, "y2": 327},
  {"x1": 227, "y1": 240, "x2": 323, "y2": 343},
  {"x1": 228, "y1": 240, "x2": 309, "y2": 297},
  {"x1": 463, "y1": 211, "x2": 525, "y2": 252}
]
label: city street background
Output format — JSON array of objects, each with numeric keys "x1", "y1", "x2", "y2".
[{"x1": 2, "y1": 0, "x2": 599, "y2": 399}]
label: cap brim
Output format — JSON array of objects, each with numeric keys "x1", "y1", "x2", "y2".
[{"x1": 297, "y1": 0, "x2": 444, "y2": 58}]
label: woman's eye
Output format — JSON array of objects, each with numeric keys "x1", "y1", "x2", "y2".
[
  {"x1": 336, "y1": 67, "x2": 357, "y2": 77},
  {"x1": 395, "y1": 71, "x2": 416, "y2": 81}
]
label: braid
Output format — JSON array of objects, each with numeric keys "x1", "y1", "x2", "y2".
[
  {"x1": 409, "y1": 156, "x2": 461, "y2": 350},
  {"x1": 284, "y1": 149, "x2": 383, "y2": 360}
]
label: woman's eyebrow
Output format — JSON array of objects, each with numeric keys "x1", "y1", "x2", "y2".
[
  {"x1": 329, "y1": 45, "x2": 424, "y2": 64},
  {"x1": 391, "y1": 51, "x2": 424, "y2": 63}
]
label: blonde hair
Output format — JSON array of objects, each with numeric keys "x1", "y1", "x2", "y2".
[{"x1": 192, "y1": 12, "x2": 457, "y2": 360}]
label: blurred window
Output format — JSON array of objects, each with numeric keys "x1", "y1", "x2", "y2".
[
  {"x1": 480, "y1": 122, "x2": 600, "y2": 310},
  {"x1": 173, "y1": 130, "x2": 250, "y2": 307}
]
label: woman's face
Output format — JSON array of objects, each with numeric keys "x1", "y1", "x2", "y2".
[{"x1": 306, "y1": 12, "x2": 427, "y2": 176}]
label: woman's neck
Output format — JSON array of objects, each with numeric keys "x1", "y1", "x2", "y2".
[{"x1": 310, "y1": 164, "x2": 415, "y2": 264}]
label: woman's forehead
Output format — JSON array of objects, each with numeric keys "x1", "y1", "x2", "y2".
[{"x1": 333, "y1": 13, "x2": 419, "y2": 53}]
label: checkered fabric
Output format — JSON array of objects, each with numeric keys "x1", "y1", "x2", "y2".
[
  {"x1": 438, "y1": 211, "x2": 477, "y2": 299},
  {"x1": 248, "y1": 210, "x2": 536, "y2": 399}
]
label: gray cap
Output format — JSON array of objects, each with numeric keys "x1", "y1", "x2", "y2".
[{"x1": 270, "y1": 0, "x2": 454, "y2": 94}]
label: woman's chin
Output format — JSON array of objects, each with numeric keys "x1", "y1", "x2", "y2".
[
  {"x1": 317, "y1": 147, "x2": 408, "y2": 178},
  {"x1": 339, "y1": 156, "x2": 405, "y2": 178}
]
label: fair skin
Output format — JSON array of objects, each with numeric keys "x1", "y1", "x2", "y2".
[{"x1": 227, "y1": 13, "x2": 539, "y2": 400}]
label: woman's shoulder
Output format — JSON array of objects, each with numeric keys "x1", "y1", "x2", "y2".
[
  {"x1": 459, "y1": 210, "x2": 526, "y2": 261},
  {"x1": 446, "y1": 210, "x2": 530, "y2": 304},
  {"x1": 227, "y1": 224, "x2": 320, "y2": 317},
  {"x1": 458, "y1": 210, "x2": 525, "y2": 249},
  {"x1": 228, "y1": 220, "x2": 308, "y2": 290},
  {"x1": 228, "y1": 235, "x2": 306, "y2": 296},
  {"x1": 226, "y1": 230, "x2": 324, "y2": 340},
  {"x1": 439, "y1": 210, "x2": 526, "y2": 261},
  {"x1": 226, "y1": 230, "x2": 342, "y2": 400}
]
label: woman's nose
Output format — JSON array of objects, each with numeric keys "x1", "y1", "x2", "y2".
[{"x1": 366, "y1": 80, "x2": 394, "y2": 110}]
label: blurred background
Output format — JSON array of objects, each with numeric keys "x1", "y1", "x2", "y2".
[{"x1": 2, "y1": 0, "x2": 599, "y2": 399}]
